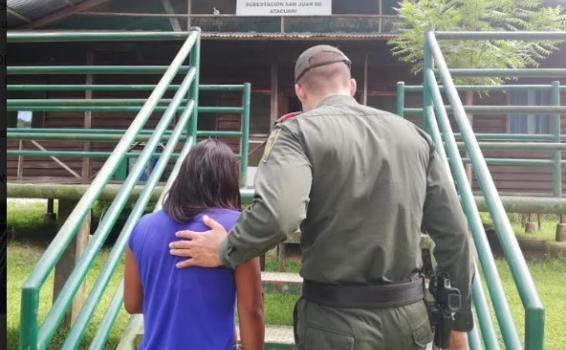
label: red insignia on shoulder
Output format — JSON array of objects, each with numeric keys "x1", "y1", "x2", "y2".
[{"x1": 276, "y1": 111, "x2": 301, "y2": 123}]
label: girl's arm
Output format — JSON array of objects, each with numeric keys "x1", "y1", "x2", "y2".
[
  {"x1": 235, "y1": 257, "x2": 264, "y2": 350},
  {"x1": 124, "y1": 248, "x2": 143, "y2": 314}
]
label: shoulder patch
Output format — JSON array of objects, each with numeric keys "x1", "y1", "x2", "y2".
[{"x1": 261, "y1": 129, "x2": 281, "y2": 162}]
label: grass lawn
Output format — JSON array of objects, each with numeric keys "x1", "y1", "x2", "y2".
[{"x1": 6, "y1": 199, "x2": 566, "y2": 349}]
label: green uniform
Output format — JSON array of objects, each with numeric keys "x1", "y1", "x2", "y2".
[{"x1": 220, "y1": 95, "x2": 474, "y2": 349}]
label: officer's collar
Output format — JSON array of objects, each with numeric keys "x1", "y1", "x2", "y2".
[{"x1": 316, "y1": 94, "x2": 358, "y2": 108}]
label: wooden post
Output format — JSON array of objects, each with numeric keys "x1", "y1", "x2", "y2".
[
  {"x1": 557, "y1": 214, "x2": 566, "y2": 241},
  {"x1": 43, "y1": 198, "x2": 56, "y2": 224},
  {"x1": 186, "y1": 0, "x2": 192, "y2": 30},
  {"x1": 362, "y1": 54, "x2": 368, "y2": 105},
  {"x1": 524, "y1": 213, "x2": 539, "y2": 234},
  {"x1": 270, "y1": 62, "x2": 279, "y2": 129},
  {"x1": 277, "y1": 243, "x2": 287, "y2": 272},
  {"x1": 17, "y1": 140, "x2": 24, "y2": 179},
  {"x1": 53, "y1": 199, "x2": 91, "y2": 326},
  {"x1": 82, "y1": 52, "x2": 94, "y2": 183}
]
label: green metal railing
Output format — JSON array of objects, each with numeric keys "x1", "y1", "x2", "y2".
[
  {"x1": 14, "y1": 30, "x2": 207, "y2": 350},
  {"x1": 11, "y1": 30, "x2": 253, "y2": 349},
  {"x1": 418, "y1": 31, "x2": 560, "y2": 350},
  {"x1": 397, "y1": 83, "x2": 564, "y2": 200},
  {"x1": 6, "y1": 90, "x2": 251, "y2": 185}
]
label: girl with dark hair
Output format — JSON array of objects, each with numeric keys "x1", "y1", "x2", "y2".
[{"x1": 124, "y1": 139, "x2": 264, "y2": 350}]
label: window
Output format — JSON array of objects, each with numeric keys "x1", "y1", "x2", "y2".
[
  {"x1": 17, "y1": 111, "x2": 33, "y2": 128},
  {"x1": 508, "y1": 91, "x2": 550, "y2": 134}
]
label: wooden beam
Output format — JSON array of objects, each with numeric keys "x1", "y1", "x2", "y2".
[
  {"x1": 82, "y1": 52, "x2": 94, "y2": 183},
  {"x1": 27, "y1": 0, "x2": 111, "y2": 29},
  {"x1": 362, "y1": 53, "x2": 368, "y2": 105},
  {"x1": 161, "y1": 0, "x2": 182, "y2": 32},
  {"x1": 187, "y1": 0, "x2": 192, "y2": 30},
  {"x1": 30, "y1": 141, "x2": 82, "y2": 179},
  {"x1": 7, "y1": 8, "x2": 33, "y2": 23},
  {"x1": 270, "y1": 63, "x2": 279, "y2": 129}
]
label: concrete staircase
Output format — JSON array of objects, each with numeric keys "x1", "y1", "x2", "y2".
[{"x1": 117, "y1": 271, "x2": 302, "y2": 350}]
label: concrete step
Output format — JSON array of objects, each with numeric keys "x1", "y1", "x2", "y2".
[{"x1": 238, "y1": 325, "x2": 295, "y2": 350}]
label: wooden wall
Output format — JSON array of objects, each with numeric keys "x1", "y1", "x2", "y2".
[{"x1": 7, "y1": 38, "x2": 566, "y2": 197}]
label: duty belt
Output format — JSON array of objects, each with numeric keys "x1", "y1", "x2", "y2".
[{"x1": 302, "y1": 277, "x2": 425, "y2": 309}]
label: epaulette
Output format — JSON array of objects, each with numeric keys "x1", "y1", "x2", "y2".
[{"x1": 275, "y1": 111, "x2": 301, "y2": 125}]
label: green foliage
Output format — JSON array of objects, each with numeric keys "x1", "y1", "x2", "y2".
[{"x1": 388, "y1": 0, "x2": 566, "y2": 84}]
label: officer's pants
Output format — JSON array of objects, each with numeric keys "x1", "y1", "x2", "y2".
[{"x1": 293, "y1": 298, "x2": 433, "y2": 350}]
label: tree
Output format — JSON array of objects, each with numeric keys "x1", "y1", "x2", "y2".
[{"x1": 389, "y1": 0, "x2": 566, "y2": 89}]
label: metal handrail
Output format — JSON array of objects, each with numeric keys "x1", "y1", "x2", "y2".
[
  {"x1": 19, "y1": 30, "x2": 200, "y2": 350},
  {"x1": 425, "y1": 31, "x2": 549, "y2": 350}
]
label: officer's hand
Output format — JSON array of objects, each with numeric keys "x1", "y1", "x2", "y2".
[
  {"x1": 169, "y1": 215, "x2": 227, "y2": 268},
  {"x1": 432, "y1": 331, "x2": 468, "y2": 350}
]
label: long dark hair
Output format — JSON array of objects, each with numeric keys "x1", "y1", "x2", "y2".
[{"x1": 163, "y1": 139, "x2": 241, "y2": 223}]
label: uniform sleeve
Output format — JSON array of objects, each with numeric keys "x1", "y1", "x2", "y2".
[
  {"x1": 219, "y1": 125, "x2": 312, "y2": 268},
  {"x1": 422, "y1": 148, "x2": 475, "y2": 332}
]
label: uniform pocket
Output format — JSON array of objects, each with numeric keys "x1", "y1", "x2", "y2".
[
  {"x1": 411, "y1": 318, "x2": 433, "y2": 348},
  {"x1": 303, "y1": 326, "x2": 355, "y2": 350}
]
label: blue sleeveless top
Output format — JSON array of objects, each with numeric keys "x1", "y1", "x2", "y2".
[{"x1": 128, "y1": 208, "x2": 240, "y2": 350}]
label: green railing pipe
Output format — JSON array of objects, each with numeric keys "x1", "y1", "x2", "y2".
[
  {"x1": 88, "y1": 283, "x2": 125, "y2": 350},
  {"x1": 7, "y1": 105, "x2": 241, "y2": 113},
  {"x1": 18, "y1": 31, "x2": 199, "y2": 350},
  {"x1": 425, "y1": 75, "x2": 501, "y2": 348},
  {"x1": 7, "y1": 31, "x2": 191, "y2": 43},
  {"x1": 189, "y1": 31, "x2": 201, "y2": 140},
  {"x1": 403, "y1": 106, "x2": 566, "y2": 115},
  {"x1": 8, "y1": 65, "x2": 191, "y2": 75},
  {"x1": 434, "y1": 31, "x2": 566, "y2": 40},
  {"x1": 471, "y1": 272, "x2": 500, "y2": 350},
  {"x1": 240, "y1": 82, "x2": 251, "y2": 187},
  {"x1": 7, "y1": 98, "x2": 190, "y2": 106},
  {"x1": 36, "y1": 67, "x2": 196, "y2": 349},
  {"x1": 448, "y1": 68, "x2": 566, "y2": 78},
  {"x1": 428, "y1": 31, "x2": 544, "y2": 350},
  {"x1": 552, "y1": 81, "x2": 562, "y2": 197},
  {"x1": 396, "y1": 81, "x2": 405, "y2": 117},
  {"x1": 7, "y1": 84, "x2": 246, "y2": 92},
  {"x1": 61, "y1": 101, "x2": 195, "y2": 350},
  {"x1": 425, "y1": 67, "x2": 520, "y2": 349},
  {"x1": 402, "y1": 84, "x2": 566, "y2": 93},
  {"x1": 6, "y1": 149, "x2": 241, "y2": 160},
  {"x1": 455, "y1": 142, "x2": 566, "y2": 151},
  {"x1": 422, "y1": 35, "x2": 433, "y2": 132}
]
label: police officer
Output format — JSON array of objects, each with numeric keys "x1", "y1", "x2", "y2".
[{"x1": 169, "y1": 45, "x2": 474, "y2": 350}]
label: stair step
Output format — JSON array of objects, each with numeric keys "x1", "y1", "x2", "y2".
[
  {"x1": 261, "y1": 271, "x2": 303, "y2": 294},
  {"x1": 238, "y1": 325, "x2": 295, "y2": 349}
]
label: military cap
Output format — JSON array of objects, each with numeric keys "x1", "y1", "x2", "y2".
[{"x1": 294, "y1": 45, "x2": 352, "y2": 82}]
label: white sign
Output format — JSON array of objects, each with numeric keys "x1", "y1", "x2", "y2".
[{"x1": 236, "y1": 1, "x2": 332, "y2": 16}]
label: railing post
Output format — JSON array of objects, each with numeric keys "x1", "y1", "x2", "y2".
[
  {"x1": 422, "y1": 33, "x2": 433, "y2": 132},
  {"x1": 552, "y1": 81, "x2": 566, "y2": 241},
  {"x1": 396, "y1": 81, "x2": 405, "y2": 117},
  {"x1": 240, "y1": 83, "x2": 251, "y2": 187},
  {"x1": 189, "y1": 28, "x2": 201, "y2": 140}
]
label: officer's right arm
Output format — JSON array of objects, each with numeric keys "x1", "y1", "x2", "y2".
[
  {"x1": 422, "y1": 150, "x2": 475, "y2": 332},
  {"x1": 219, "y1": 125, "x2": 312, "y2": 269}
]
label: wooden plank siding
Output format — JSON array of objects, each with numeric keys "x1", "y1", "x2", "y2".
[{"x1": 7, "y1": 39, "x2": 566, "y2": 197}]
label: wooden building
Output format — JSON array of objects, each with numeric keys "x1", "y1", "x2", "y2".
[{"x1": 6, "y1": 0, "x2": 566, "y2": 196}]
